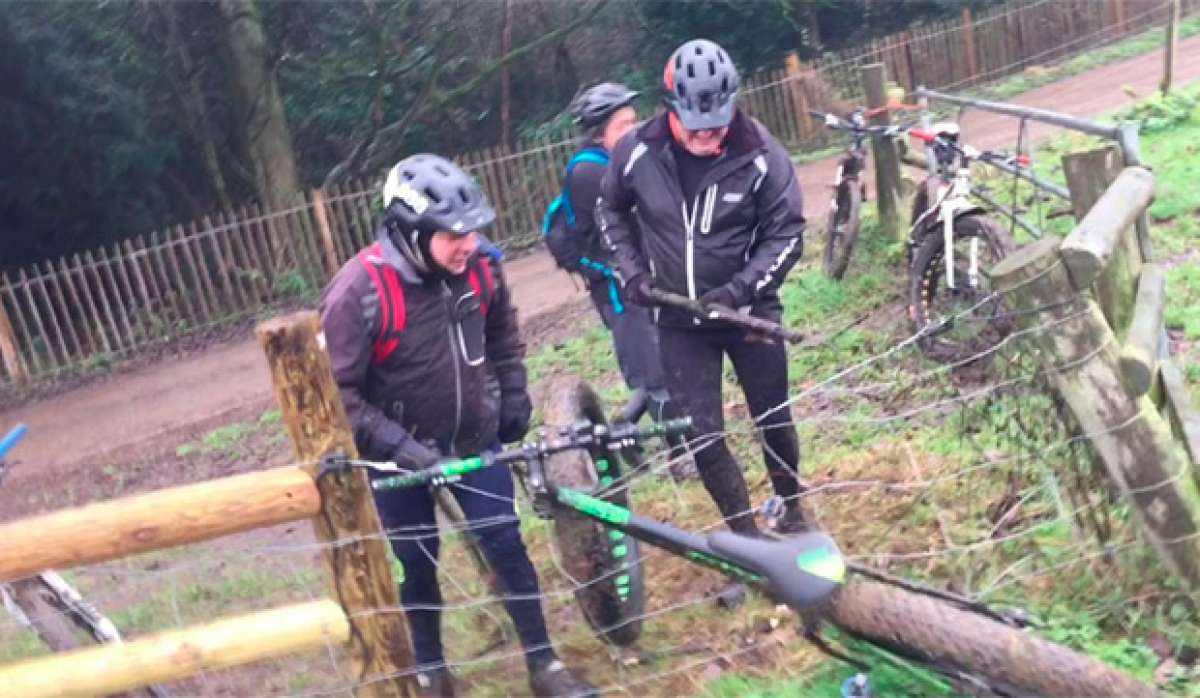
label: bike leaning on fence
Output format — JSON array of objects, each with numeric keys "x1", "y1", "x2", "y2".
[
  {"x1": 905, "y1": 122, "x2": 1020, "y2": 363},
  {"x1": 810, "y1": 107, "x2": 913, "y2": 280},
  {"x1": 331, "y1": 380, "x2": 1156, "y2": 697},
  {"x1": 0, "y1": 424, "x2": 168, "y2": 698}
]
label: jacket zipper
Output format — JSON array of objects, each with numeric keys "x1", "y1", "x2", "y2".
[{"x1": 442, "y1": 282, "x2": 463, "y2": 455}]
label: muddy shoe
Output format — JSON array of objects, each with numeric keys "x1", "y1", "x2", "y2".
[
  {"x1": 415, "y1": 666, "x2": 456, "y2": 698},
  {"x1": 773, "y1": 503, "x2": 811, "y2": 536},
  {"x1": 529, "y1": 658, "x2": 598, "y2": 697}
]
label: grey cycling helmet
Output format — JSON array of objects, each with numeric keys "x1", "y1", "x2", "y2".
[
  {"x1": 382, "y1": 153, "x2": 495, "y2": 236},
  {"x1": 664, "y1": 39, "x2": 739, "y2": 130},
  {"x1": 571, "y1": 82, "x2": 640, "y2": 129}
]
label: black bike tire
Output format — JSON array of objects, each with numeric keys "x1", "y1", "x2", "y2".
[
  {"x1": 824, "y1": 181, "x2": 862, "y2": 281},
  {"x1": 907, "y1": 214, "x2": 1015, "y2": 364},
  {"x1": 543, "y1": 378, "x2": 646, "y2": 646},
  {"x1": 831, "y1": 578, "x2": 1156, "y2": 697},
  {"x1": 7, "y1": 577, "x2": 82, "y2": 652}
]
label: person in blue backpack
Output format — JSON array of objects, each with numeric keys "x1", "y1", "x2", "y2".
[
  {"x1": 320, "y1": 154, "x2": 596, "y2": 698},
  {"x1": 544, "y1": 83, "x2": 694, "y2": 478}
]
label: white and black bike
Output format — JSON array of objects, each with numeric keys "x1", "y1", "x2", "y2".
[{"x1": 905, "y1": 123, "x2": 1020, "y2": 363}]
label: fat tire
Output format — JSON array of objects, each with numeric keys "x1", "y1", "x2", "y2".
[
  {"x1": 908, "y1": 215, "x2": 1015, "y2": 364},
  {"x1": 824, "y1": 181, "x2": 862, "y2": 280},
  {"x1": 543, "y1": 378, "x2": 646, "y2": 646},
  {"x1": 831, "y1": 578, "x2": 1156, "y2": 697}
]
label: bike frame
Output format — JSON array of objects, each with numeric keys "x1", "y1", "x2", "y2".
[{"x1": 907, "y1": 137, "x2": 988, "y2": 296}]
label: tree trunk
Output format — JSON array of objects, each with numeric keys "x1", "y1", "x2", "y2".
[
  {"x1": 217, "y1": 0, "x2": 302, "y2": 218},
  {"x1": 499, "y1": 0, "x2": 514, "y2": 149}
]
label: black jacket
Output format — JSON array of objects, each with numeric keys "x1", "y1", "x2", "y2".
[
  {"x1": 566, "y1": 144, "x2": 614, "y2": 273},
  {"x1": 319, "y1": 235, "x2": 526, "y2": 462},
  {"x1": 598, "y1": 110, "x2": 806, "y2": 327}
]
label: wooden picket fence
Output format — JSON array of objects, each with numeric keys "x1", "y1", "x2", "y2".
[{"x1": 1, "y1": 0, "x2": 1195, "y2": 386}]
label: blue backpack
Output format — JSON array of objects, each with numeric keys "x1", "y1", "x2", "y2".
[{"x1": 542, "y1": 148, "x2": 609, "y2": 272}]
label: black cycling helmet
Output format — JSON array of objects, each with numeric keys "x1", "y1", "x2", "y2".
[
  {"x1": 382, "y1": 153, "x2": 495, "y2": 236},
  {"x1": 664, "y1": 39, "x2": 739, "y2": 131},
  {"x1": 571, "y1": 82, "x2": 640, "y2": 130}
]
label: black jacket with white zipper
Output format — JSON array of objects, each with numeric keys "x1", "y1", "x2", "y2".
[{"x1": 597, "y1": 110, "x2": 806, "y2": 328}]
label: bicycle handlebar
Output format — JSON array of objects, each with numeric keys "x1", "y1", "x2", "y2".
[
  {"x1": 907, "y1": 130, "x2": 1030, "y2": 169},
  {"x1": 0, "y1": 424, "x2": 27, "y2": 460},
  {"x1": 371, "y1": 418, "x2": 692, "y2": 491}
]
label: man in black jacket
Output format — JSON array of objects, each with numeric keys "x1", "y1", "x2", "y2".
[
  {"x1": 320, "y1": 154, "x2": 595, "y2": 698},
  {"x1": 598, "y1": 39, "x2": 808, "y2": 536}
]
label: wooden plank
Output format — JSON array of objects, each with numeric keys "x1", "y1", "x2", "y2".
[
  {"x1": 0, "y1": 600, "x2": 349, "y2": 698},
  {"x1": 31, "y1": 264, "x2": 71, "y2": 365},
  {"x1": 224, "y1": 209, "x2": 260, "y2": 307},
  {"x1": 0, "y1": 282, "x2": 29, "y2": 383},
  {"x1": 2, "y1": 272, "x2": 44, "y2": 374},
  {"x1": 0, "y1": 466, "x2": 320, "y2": 583},
  {"x1": 82, "y1": 250, "x2": 122, "y2": 352},
  {"x1": 1161, "y1": 359, "x2": 1200, "y2": 472},
  {"x1": 123, "y1": 238, "x2": 157, "y2": 324},
  {"x1": 1119, "y1": 264, "x2": 1165, "y2": 396},
  {"x1": 147, "y1": 230, "x2": 181, "y2": 327},
  {"x1": 257, "y1": 312, "x2": 418, "y2": 697},
  {"x1": 237, "y1": 208, "x2": 271, "y2": 301},
  {"x1": 310, "y1": 188, "x2": 340, "y2": 275},
  {"x1": 350, "y1": 180, "x2": 378, "y2": 250},
  {"x1": 162, "y1": 227, "x2": 198, "y2": 326},
  {"x1": 328, "y1": 183, "x2": 357, "y2": 264},
  {"x1": 1061, "y1": 163, "x2": 1154, "y2": 327},
  {"x1": 175, "y1": 225, "x2": 213, "y2": 324},
  {"x1": 16, "y1": 268, "x2": 57, "y2": 369},
  {"x1": 56, "y1": 256, "x2": 96, "y2": 354},
  {"x1": 991, "y1": 237, "x2": 1200, "y2": 588},
  {"x1": 215, "y1": 211, "x2": 249, "y2": 311},
  {"x1": 105, "y1": 246, "x2": 137, "y2": 351},
  {"x1": 188, "y1": 220, "x2": 223, "y2": 316},
  {"x1": 200, "y1": 215, "x2": 236, "y2": 313},
  {"x1": 95, "y1": 246, "x2": 136, "y2": 348}
]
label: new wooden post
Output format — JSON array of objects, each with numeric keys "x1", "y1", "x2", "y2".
[
  {"x1": 311, "y1": 188, "x2": 341, "y2": 275},
  {"x1": 961, "y1": 7, "x2": 979, "y2": 82},
  {"x1": 257, "y1": 311, "x2": 417, "y2": 697},
  {"x1": 1061, "y1": 149, "x2": 1150, "y2": 332},
  {"x1": 861, "y1": 63, "x2": 904, "y2": 241},
  {"x1": 1163, "y1": 0, "x2": 1181, "y2": 95},
  {"x1": 0, "y1": 297, "x2": 26, "y2": 384},
  {"x1": 784, "y1": 53, "x2": 814, "y2": 142},
  {"x1": 991, "y1": 238, "x2": 1200, "y2": 588}
]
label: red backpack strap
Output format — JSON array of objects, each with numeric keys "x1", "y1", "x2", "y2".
[
  {"x1": 357, "y1": 242, "x2": 406, "y2": 363},
  {"x1": 467, "y1": 256, "x2": 497, "y2": 317}
]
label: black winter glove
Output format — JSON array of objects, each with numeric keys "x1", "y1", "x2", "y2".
[
  {"x1": 623, "y1": 274, "x2": 657, "y2": 307},
  {"x1": 699, "y1": 284, "x2": 743, "y2": 310},
  {"x1": 393, "y1": 437, "x2": 441, "y2": 471},
  {"x1": 498, "y1": 390, "x2": 533, "y2": 444}
]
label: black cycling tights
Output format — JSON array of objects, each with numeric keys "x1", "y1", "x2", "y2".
[{"x1": 659, "y1": 325, "x2": 803, "y2": 534}]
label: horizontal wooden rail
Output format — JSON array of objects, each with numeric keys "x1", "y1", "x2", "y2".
[
  {"x1": 1060, "y1": 167, "x2": 1155, "y2": 289},
  {"x1": 1119, "y1": 264, "x2": 1165, "y2": 396},
  {"x1": 0, "y1": 599, "x2": 349, "y2": 698},
  {"x1": 0, "y1": 466, "x2": 320, "y2": 583}
]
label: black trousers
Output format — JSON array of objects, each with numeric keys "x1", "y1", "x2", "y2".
[{"x1": 658, "y1": 324, "x2": 802, "y2": 533}]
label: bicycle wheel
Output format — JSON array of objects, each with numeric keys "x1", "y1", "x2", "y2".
[
  {"x1": 5, "y1": 577, "x2": 82, "y2": 652},
  {"x1": 543, "y1": 377, "x2": 645, "y2": 646},
  {"x1": 824, "y1": 180, "x2": 862, "y2": 280},
  {"x1": 830, "y1": 578, "x2": 1155, "y2": 697},
  {"x1": 908, "y1": 214, "x2": 1015, "y2": 363}
]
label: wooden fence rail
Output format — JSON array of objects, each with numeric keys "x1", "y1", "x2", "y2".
[{"x1": 2, "y1": 0, "x2": 1196, "y2": 387}]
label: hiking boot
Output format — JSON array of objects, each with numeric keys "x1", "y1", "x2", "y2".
[
  {"x1": 528, "y1": 658, "x2": 598, "y2": 698},
  {"x1": 415, "y1": 666, "x2": 456, "y2": 698}
]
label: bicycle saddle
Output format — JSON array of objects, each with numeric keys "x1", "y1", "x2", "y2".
[{"x1": 707, "y1": 530, "x2": 845, "y2": 611}]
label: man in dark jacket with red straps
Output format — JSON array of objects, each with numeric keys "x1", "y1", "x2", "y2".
[
  {"x1": 598, "y1": 39, "x2": 809, "y2": 538},
  {"x1": 319, "y1": 154, "x2": 595, "y2": 698}
]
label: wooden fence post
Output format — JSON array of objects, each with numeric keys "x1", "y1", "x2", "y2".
[
  {"x1": 861, "y1": 63, "x2": 905, "y2": 241},
  {"x1": 1061, "y1": 149, "x2": 1149, "y2": 332},
  {"x1": 991, "y1": 237, "x2": 1200, "y2": 588},
  {"x1": 784, "y1": 53, "x2": 814, "y2": 143},
  {"x1": 257, "y1": 311, "x2": 418, "y2": 697},
  {"x1": 0, "y1": 297, "x2": 26, "y2": 385},
  {"x1": 961, "y1": 7, "x2": 978, "y2": 82},
  {"x1": 1163, "y1": 0, "x2": 1182, "y2": 95},
  {"x1": 311, "y1": 188, "x2": 341, "y2": 275}
]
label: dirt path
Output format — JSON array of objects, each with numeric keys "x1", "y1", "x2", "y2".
[{"x1": 4, "y1": 38, "x2": 1199, "y2": 481}]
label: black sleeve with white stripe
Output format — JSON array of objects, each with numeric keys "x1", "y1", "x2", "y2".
[
  {"x1": 597, "y1": 137, "x2": 651, "y2": 285},
  {"x1": 729, "y1": 136, "x2": 806, "y2": 304}
]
